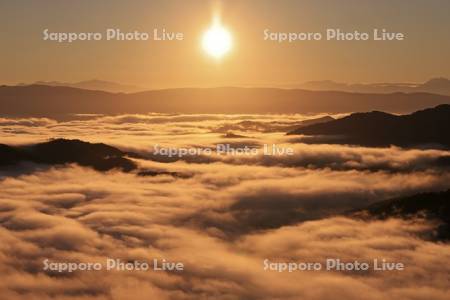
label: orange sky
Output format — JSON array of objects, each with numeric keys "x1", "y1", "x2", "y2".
[{"x1": 1, "y1": 0, "x2": 450, "y2": 88}]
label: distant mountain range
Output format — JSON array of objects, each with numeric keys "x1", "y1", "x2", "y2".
[
  {"x1": 296, "y1": 77, "x2": 450, "y2": 96},
  {"x1": 18, "y1": 79, "x2": 145, "y2": 93},
  {"x1": 288, "y1": 104, "x2": 450, "y2": 148},
  {"x1": 1, "y1": 85, "x2": 449, "y2": 119},
  {"x1": 15, "y1": 78, "x2": 450, "y2": 96}
]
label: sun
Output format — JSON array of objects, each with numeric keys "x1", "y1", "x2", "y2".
[{"x1": 202, "y1": 23, "x2": 232, "y2": 58}]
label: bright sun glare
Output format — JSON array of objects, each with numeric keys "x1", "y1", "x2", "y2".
[{"x1": 202, "y1": 22, "x2": 232, "y2": 58}]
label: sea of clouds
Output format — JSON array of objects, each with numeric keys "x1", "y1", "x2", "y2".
[{"x1": 0, "y1": 113, "x2": 449, "y2": 299}]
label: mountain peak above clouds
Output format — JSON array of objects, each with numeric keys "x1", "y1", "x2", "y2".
[{"x1": 288, "y1": 104, "x2": 450, "y2": 148}]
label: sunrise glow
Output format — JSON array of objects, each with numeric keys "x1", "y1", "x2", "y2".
[{"x1": 202, "y1": 21, "x2": 232, "y2": 58}]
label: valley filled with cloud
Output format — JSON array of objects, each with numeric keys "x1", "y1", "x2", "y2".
[{"x1": 0, "y1": 113, "x2": 448, "y2": 299}]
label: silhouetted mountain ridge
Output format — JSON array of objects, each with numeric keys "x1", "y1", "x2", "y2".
[
  {"x1": 352, "y1": 190, "x2": 450, "y2": 240},
  {"x1": 1, "y1": 85, "x2": 449, "y2": 119},
  {"x1": 288, "y1": 105, "x2": 450, "y2": 148},
  {"x1": 0, "y1": 139, "x2": 136, "y2": 172},
  {"x1": 17, "y1": 77, "x2": 450, "y2": 95},
  {"x1": 19, "y1": 79, "x2": 145, "y2": 93},
  {"x1": 0, "y1": 139, "x2": 194, "y2": 178}
]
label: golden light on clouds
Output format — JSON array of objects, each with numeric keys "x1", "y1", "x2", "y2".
[{"x1": 202, "y1": 17, "x2": 232, "y2": 58}]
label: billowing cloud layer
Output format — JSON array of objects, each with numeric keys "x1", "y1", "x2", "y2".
[
  {"x1": 1, "y1": 113, "x2": 448, "y2": 173},
  {"x1": 0, "y1": 113, "x2": 449, "y2": 299}
]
